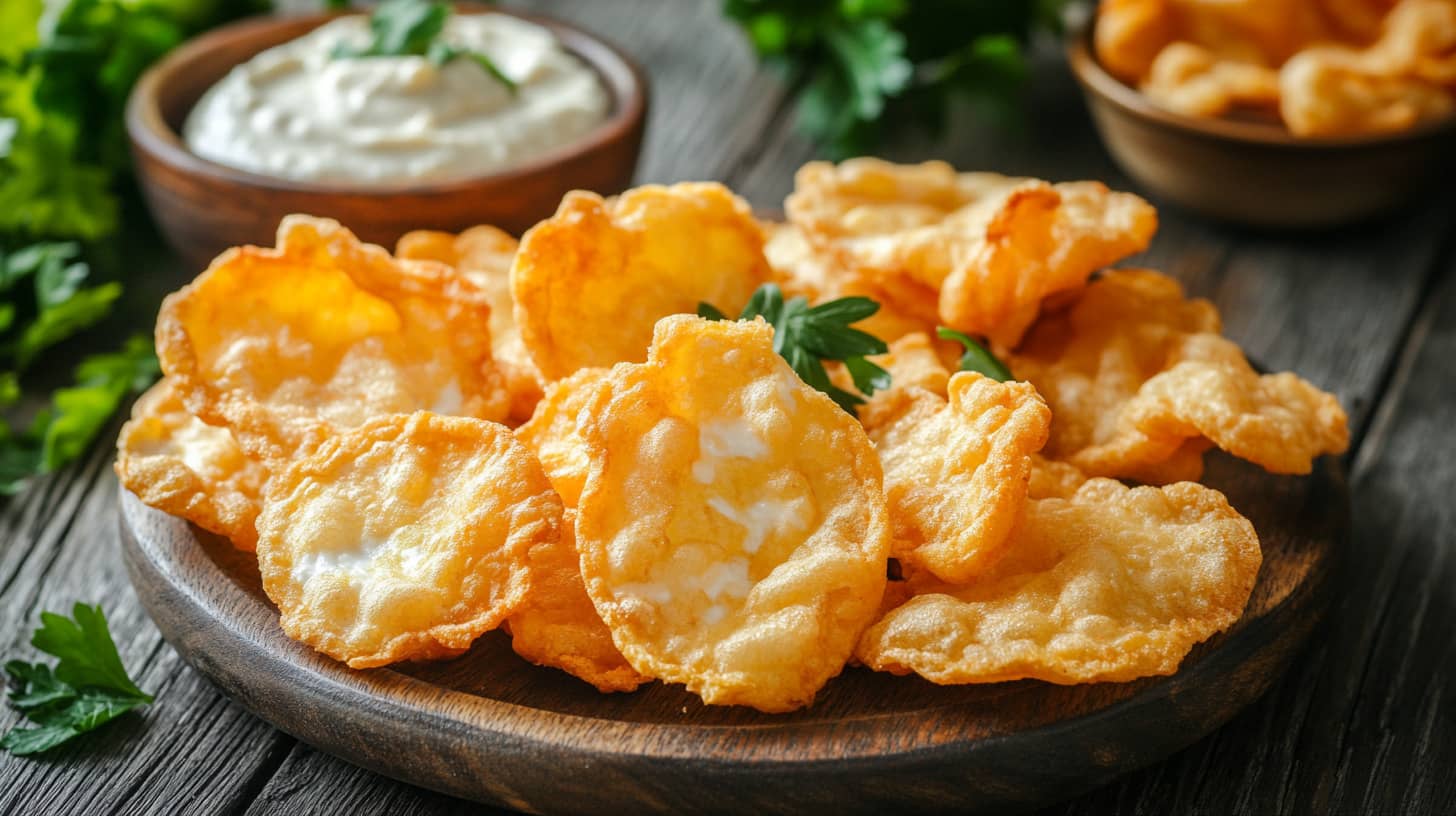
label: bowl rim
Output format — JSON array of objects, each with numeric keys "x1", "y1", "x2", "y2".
[
  {"x1": 126, "y1": 3, "x2": 648, "y2": 196},
  {"x1": 1064, "y1": 12, "x2": 1456, "y2": 149}
]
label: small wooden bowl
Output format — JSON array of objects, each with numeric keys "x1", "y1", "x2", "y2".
[
  {"x1": 127, "y1": 6, "x2": 647, "y2": 269},
  {"x1": 1066, "y1": 17, "x2": 1456, "y2": 228}
]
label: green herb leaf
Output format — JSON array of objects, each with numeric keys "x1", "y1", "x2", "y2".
[
  {"x1": 937, "y1": 326, "x2": 1012, "y2": 381},
  {"x1": 701, "y1": 283, "x2": 891, "y2": 412},
  {"x1": 335, "y1": 0, "x2": 517, "y2": 94},
  {"x1": 2, "y1": 604, "x2": 152, "y2": 756},
  {"x1": 334, "y1": 0, "x2": 449, "y2": 59}
]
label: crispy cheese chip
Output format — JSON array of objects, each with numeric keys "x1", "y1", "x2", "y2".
[
  {"x1": 397, "y1": 225, "x2": 543, "y2": 423},
  {"x1": 857, "y1": 478, "x2": 1262, "y2": 685},
  {"x1": 257, "y1": 412, "x2": 558, "y2": 669},
  {"x1": 512, "y1": 183, "x2": 771, "y2": 381},
  {"x1": 786, "y1": 159, "x2": 1157, "y2": 347},
  {"x1": 1095, "y1": 0, "x2": 1179, "y2": 83},
  {"x1": 575, "y1": 316, "x2": 890, "y2": 712},
  {"x1": 515, "y1": 367, "x2": 611, "y2": 509},
  {"x1": 865, "y1": 372, "x2": 1050, "y2": 584},
  {"x1": 116, "y1": 378, "x2": 268, "y2": 551},
  {"x1": 1027, "y1": 455, "x2": 1089, "y2": 500},
  {"x1": 764, "y1": 222, "x2": 939, "y2": 343},
  {"x1": 508, "y1": 510, "x2": 650, "y2": 692},
  {"x1": 158, "y1": 215, "x2": 508, "y2": 461},
  {"x1": 1010, "y1": 269, "x2": 1349, "y2": 479},
  {"x1": 1142, "y1": 42, "x2": 1281, "y2": 117},
  {"x1": 1129, "y1": 363, "x2": 1351, "y2": 474}
]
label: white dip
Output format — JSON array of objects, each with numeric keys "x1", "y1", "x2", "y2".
[{"x1": 182, "y1": 14, "x2": 610, "y2": 185}]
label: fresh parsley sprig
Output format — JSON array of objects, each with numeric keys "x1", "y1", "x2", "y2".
[
  {"x1": 3, "y1": 603, "x2": 153, "y2": 756},
  {"x1": 937, "y1": 326, "x2": 1012, "y2": 381},
  {"x1": 723, "y1": 0, "x2": 1069, "y2": 157},
  {"x1": 700, "y1": 283, "x2": 891, "y2": 412},
  {"x1": 0, "y1": 242, "x2": 158, "y2": 495},
  {"x1": 332, "y1": 0, "x2": 518, "y2": 94}
]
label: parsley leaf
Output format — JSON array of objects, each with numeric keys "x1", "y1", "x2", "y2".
[
  {"x1": 701, "y1": 283, "x2": 891, "y2": 412},
  {"x1": 334, "y1": 0, "x2": 517, "y2": 94},
  {"x1": 723, "y1": 0, "x2": 1069, "y2": 157},
  {"x1": 2, "y1": 603, "x2": 152, "y2": 756},
  {"x1": 937, "y1": 326, "x2": 1012, "y2": 381}
]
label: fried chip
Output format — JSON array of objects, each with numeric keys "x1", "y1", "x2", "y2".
[
  {"x1": 1009, "y1": 269, "x2": 1349, "y2": 479},
  {"x1": 575, "y1": 316, "x2": 890, "y2": 712},
  {"x1": 512, "y1": 183, "x2": 771, "y2": 381},
  {"x1": 397, "y1": 225, "x2": 543, "y2": 424},
  {"x1": 515, "y1": 367, "x2": 611, "y2": 509},
  {"x1": 856, "y1": 478, "x2": 1262, "y2": 685},
  {"x1": 508, "y1": 510, "x2": 650, "y2": 692},
  {"x1": 116, "y1": 378, "x2": 268, "y2": 551},
  {"x1": 256, "y1": 412, "x2": 558, "y2": 669},
  {"x1": 866, "y1": 372, "x2": 1050, "y2": 584},
  {"x1": 1027, "y1": 455, "x2": 1089, "y2": 500},
  {"x1": 157, "y1": 215, "x2": 508, "y2": 461},
  {"x1": 764, "y1": 222, "x2": 939, "y2": 343},
  {"x1": 1142, "y1": 42, "x2": 1282, "y2": 117},
  {"x1": 1095, "y1": 0, "x2": 1179, "y2": 83},
  {"x1": 937, "y1": 180, "x2": 1159, "y2": 346},
  {"x1": 1281, "y1": 47, "x2": 1455, "y2": 137},
  {"x1": 786, "y1": 159, "x2": 1157, "y2": 347},
  {"x1": 1128, "y1": 362, "x2": 1351, "y2": 474}
]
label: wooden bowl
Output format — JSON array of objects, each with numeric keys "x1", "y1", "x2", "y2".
[
  {"x1": 127, "y1": 6, "x2": 647, "y2": 269},
  {"x1": 1065, "y1": 16, "x2": 1456, "y2": 228}
]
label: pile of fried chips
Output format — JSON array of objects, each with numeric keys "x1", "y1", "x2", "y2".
[
  {"x1": 1095, "y1": 0, "x2": 1456, "y2": 137},
  {"x1": 118, "y1": 161, "x2": 1349, "y2": 712}
]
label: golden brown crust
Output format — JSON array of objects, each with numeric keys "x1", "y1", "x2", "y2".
[
  {"x1": 256, "y1": 412, "x2": 559, "y2": 669},
  {"x1": 115, "y1": 378, "x2": 268, "y2": 551},
  {"x1": 857, "y1": 479, "x2": 1263, "y2": 685},
  {"x1": 574, "y1": 316, "x2": 890, "y2": 712},
  {"x1": 512, "y1": 184, "x2": 771, "y2": 382},
  {"x1": 157, "y1": 215, "x2": 508, "y2": 462}
]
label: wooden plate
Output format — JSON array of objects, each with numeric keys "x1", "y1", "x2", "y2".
[{"x1": 119, "y1": 453, "x2": 1345, "y2": 814}]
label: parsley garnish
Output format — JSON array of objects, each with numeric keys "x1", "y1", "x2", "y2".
[
  {"x1": 332, "y1": 0, "x2": 518, "y2": 94},
  {"x1": 2, "y1": 603, "x2": 153, "y2": 756},
  {"x1": 0, "y1": 242, "x2": 158, "y2": 495},
  {"x1": 700, "y1": 283, "x2": 891, "y2": 412},
  {"x1": 937, "y1": 326, "x2": 1012, "y2": 381},
  {"x1": 722, "y1": 0, "x2": 1068, "y2": 157}
]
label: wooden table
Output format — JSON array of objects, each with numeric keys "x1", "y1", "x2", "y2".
[{"x1": 3, "y1": 2, "x2": 1453, "y2": 813}]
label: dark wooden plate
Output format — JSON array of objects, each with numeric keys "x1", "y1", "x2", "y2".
[{"x1": 119, "y1": 453, "x2": 1345, "y2": 815}]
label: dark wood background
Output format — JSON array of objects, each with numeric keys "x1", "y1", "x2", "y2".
[{"x1": 2, "y1": 1, "x2": 1452, "y2": 813}]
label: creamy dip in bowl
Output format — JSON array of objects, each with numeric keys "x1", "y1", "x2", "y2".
[{"x1": 183, "y1": 13, "x2": 611, "y2": 186}]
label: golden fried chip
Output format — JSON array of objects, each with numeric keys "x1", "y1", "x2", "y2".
[
  {"x1": 397, "y1": 225, "x2": 543, "y2": 423},
  {"x1": 515, "y1": 367, "x2": 611, "y2": 509},
  {"x1": 937, "y1": 180, "x2": 1159, "y2": 347},
  {"x1": 1142, "y1": 42, "x2": 1282, "y2": 117},
  {"x1": 866, "y1": 372, "x2": 1050, "y2": 584},
  {"x1": 829, "y1": 331, "x2": 953, "y2": 421},
  {"x1": 508, "y1": 510, "x2": 649, "y2": 692},
  {"x1": 116, "y1": 378, "x2": 267, "y2": 551},
  {"x1": 575, "y1": 316, "x2": 890, "y2": 712},
  {"x1": 1027, "y1": 455, "x2": 1089, "y2": 500},
  {"x1": 1095, "y1": 0, "x2": 1179, "y2": 83},
  {"x1": 764, "y1": 222, "x2": 938, "y2": 343},
  {"x1": 158, "y1": 215, "x2": 508, "y2": 461},
  {"x1": 1281, "y1": 46, "x2": 1455, "y2": 137},
  {"x1": 857, "y1": 478, "x2": 1262, "y2": 685},
  {"x1": 257, "y1": 412, "x2": 558, "y2": 669},
  {"x1": 512, "y1": 183, "x2": 771, "y2": 381},
  {"x1": 1128, "y1": 362, "x2": 1351, "y2": 474},
  {"x1": 786, "y1": 159, "x2": 1157, "y2": 347},
  {"x1": 1010, "y1": 269, "x2": 1349, "y2": 479}
]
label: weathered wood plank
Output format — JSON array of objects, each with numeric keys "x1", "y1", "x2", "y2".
[
  {"x1": 0, "y1": 422, "x2": 295, "y2": 816},
  {"x1": 245, "y1": 744, "x2": 488, "y2": 816}
]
